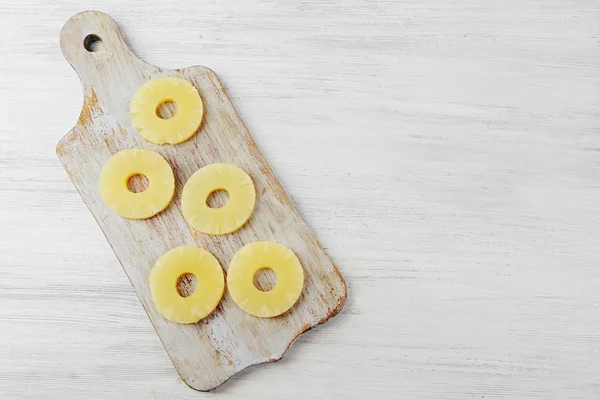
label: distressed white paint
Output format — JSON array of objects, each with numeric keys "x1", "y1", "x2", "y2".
[{"x1": 1, "y1": 0, "x2": 600, "y2": 399}]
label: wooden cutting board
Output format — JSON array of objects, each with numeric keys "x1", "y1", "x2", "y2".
[{"x1": 57, "y1": 10, "x2": 346, "y2": 392}]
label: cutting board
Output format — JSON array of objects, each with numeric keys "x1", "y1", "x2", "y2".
[{"x1": 57, "y1": 11, "x2": 346, "y2": 391}]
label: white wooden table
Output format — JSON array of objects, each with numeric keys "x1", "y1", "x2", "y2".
[{"x1": 1, "y1": 1, "x2": 599, "y2": 398}]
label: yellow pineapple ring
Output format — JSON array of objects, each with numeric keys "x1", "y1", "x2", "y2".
[
  {"x1": 150, "y1": 246, "x2": 225, "y2": 324},
  {"x1": 182, "y1": 163, "x2": 256, "y2": 235},
  {"x1": 99, "y1": 149, "x2": 175, "y2": 219},
  {"x1": 227, "y1": 242, "x2": 304, "y2": 318},
  {"x1": 130, "y1": 77, "x2": 204, "y2": 145}
]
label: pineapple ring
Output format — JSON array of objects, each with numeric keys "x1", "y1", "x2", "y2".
[
  {"x1": 150, "y1": 246, "x2": 225, "y2": 324},
  {"x1": 227, "y1": 242, "x2": 304, "y2": 318},
  {"x1": 99, "y1": 149, "x2": 175, "y2": 219},
  {"x1": 182, "y1": 163, "x2": 256, "y2": 235},
  {"x1": 130, "y1": 77, "x2": 204, "y2": 145}
]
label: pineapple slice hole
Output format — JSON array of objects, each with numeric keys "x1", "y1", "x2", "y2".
[
  {"x1": 205, "y1": 189, "x2": 229, "y2": 209},
  {"x1": 228, "y1": 242, "x2": 304, "y2": 318},
  {"x1": 99, "y1": 149, "x2": 175, "y2": 220},
  {"x1": 130, "y1": 77, "x2": 203, "y2": 145},
  {"x1": 176, "y1": 273, "x2": 197, "y2": 298},
  {"x1": 182, "y1": 163, "x2": 256, "y2": 235},
  {"x1": 155, "y1": 100, "x2": 178, "y2": 120},
  {"x1": 253, "y1": 267, "x2": 277, "y2": 292},
  {"x1": 150, "y1": 246, "x2": 225, "y2": 324},
  {"x1": 126, "y1": 173, "x2": 149, "y2": 193}
]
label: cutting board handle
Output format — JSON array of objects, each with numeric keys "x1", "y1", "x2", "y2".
[{"x1": 60, "y1": 11, "x2": 140, "y2": 86}]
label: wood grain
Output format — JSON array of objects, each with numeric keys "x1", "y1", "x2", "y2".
[
  {"x1": 55, "y1": 10, "x2": 346, "y2": 392},
  {"x1": 1, "y1": 0, "x2": 600, "y2": 399}
]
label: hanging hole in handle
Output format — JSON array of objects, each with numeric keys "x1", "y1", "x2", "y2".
[{"x1": 83, "y1": 34, "x2": 103, "y2": 52}]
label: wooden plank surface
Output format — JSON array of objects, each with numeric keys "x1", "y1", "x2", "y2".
[{"x1": 1, "y1": 0, "x2": 600, "y2": 398}]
